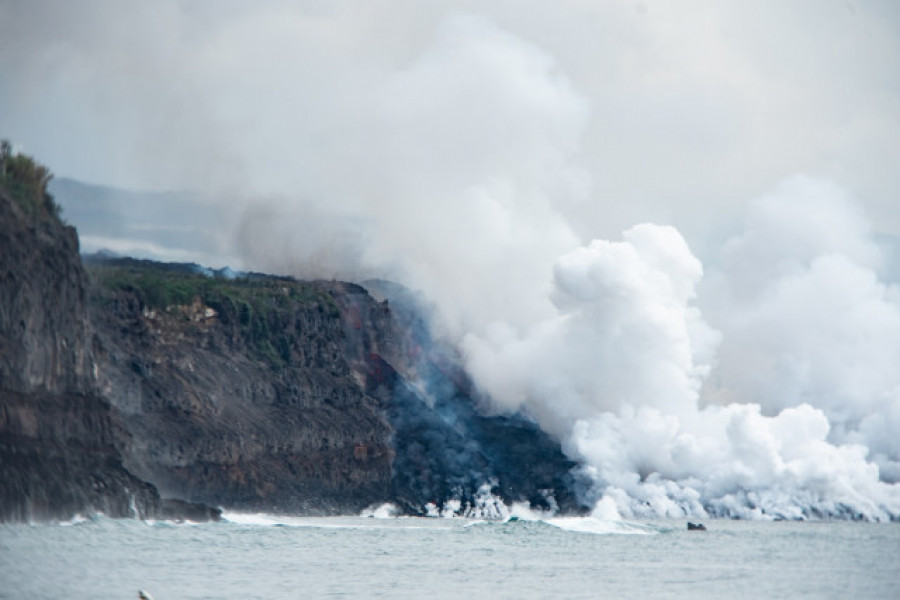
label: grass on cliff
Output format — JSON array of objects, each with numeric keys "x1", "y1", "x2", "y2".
[
  {"x1": 0, "y1": 139, "x2": 62, "y2": 223},
  {"x1": 88, "y1": 258, "x2": 341, "y2": 368}
]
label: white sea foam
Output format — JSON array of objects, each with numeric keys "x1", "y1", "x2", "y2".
[
  {"x1": 544, "y1": 516, "x2": 657, "y2": 536},
  {"x1": 57, "y1": 513, "x2": 98, "y2": 526},
  {"x1": 361, "y1": 503, "x2": 400, "y2": 519},
  {"x1": 221, "y1": 511, "x2": 460, "y2": 531},
  {"x1": 421, "y1": 483, "x2": 513, "y2": 520},
  {"x1": 506, "y1": 497, "x2": 657, "y2": 535}
]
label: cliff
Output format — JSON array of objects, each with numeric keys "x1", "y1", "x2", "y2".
[
  {"x1": 0, "y1": 149, "x2": 585, "y2": 521},
  {"x1": 85, "y1": 258, "x2": 394, "y2": 514},
  {"x1": 0, "y1": 182, "x2": 166, "y2": 521},
  {"x1": 79, "y1": 257, "x2": 584, "y2": 516}
]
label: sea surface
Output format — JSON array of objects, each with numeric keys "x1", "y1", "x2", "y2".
[{"x1": 1, "y1": 512, "x2": 898, "y2": 599}]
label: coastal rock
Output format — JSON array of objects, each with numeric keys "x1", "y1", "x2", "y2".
[
  {"x1": 0, "y1": 190, "x2": 159, "y2": 521},
  {"x1": 159, "y1": 498, "x2": 222, "y2": 522},
  {"x1": 85, "y1": 257, "x2": 394, "y2": 514}
]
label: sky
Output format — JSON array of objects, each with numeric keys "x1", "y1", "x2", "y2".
[
  {"x1": 1, "y1": 0, "x2": 898, "y2": 243},
  {"x1": 3, "y1": 0, "x2": 900, "y2": 518}
]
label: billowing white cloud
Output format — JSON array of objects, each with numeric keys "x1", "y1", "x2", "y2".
[
  {"x1": 702, "y1": 177, "x2": 900, "y2": 483},
  {"x1": 464, "y1": 207, "x2": 900, "y2": 520},
  {"x1": 464, "y1": 224, "x2": 715, "y2": 435}
]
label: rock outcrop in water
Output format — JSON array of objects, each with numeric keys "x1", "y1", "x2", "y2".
[{"x1": 0, "y1": 150, "x2": 585, "y2": 522}]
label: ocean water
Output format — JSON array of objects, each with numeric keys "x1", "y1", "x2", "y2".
[{"x1": 1, "y1": 513, "x2": 898, "y2": 599}]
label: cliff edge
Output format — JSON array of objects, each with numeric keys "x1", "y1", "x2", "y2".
[{"x1": 0, "y1": 156, "x2": 167, "y2": 520}]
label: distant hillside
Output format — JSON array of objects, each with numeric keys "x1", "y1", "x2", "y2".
[{"x1": 49, "y1": 177, "x2": 236, "y2": 266}]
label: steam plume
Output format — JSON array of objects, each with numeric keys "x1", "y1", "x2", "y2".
[{"x1": 464, "y1": 180, "x2": 900, "y2": 520}]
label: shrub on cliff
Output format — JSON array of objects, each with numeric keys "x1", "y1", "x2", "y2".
[{"x1": 0, "y1": 139, "x2": 62, "y2": 223}]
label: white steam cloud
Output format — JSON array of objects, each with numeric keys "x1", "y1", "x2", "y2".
[
  {"x1": 323, "y1": 15, "x2": 589, "y2": 334},
  {"x1": 4, "y1": 2, "x2": 900, "y2": 519},
  {"x1": 465, "y1": 197, "x2": 900, "y2": 520},
  {"x1": 704, "y1": 178, "x2": 900, "y2": 485}
]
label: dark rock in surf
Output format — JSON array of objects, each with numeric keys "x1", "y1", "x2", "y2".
[{"x1": 159, "y1": 499, "x2": 222, "y2": 522}]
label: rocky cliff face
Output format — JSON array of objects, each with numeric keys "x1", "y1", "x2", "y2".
[
  {"x1": 0, "y1": 188, "x2": 91, "y2": 395},
  {"x1": 86, "y1": 259, "x2": 393, "y2": 514},
  {"x1": 0, "y1": 185, "x2": 394, "y2": 519},
  {"x1": 0, "y1": 189, "x2": 165, "y2": 521},
  {"x1": 1, "y1": 176, "x2": 585, "y2": 522}
]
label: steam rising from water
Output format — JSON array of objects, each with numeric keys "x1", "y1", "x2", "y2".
[{"x1": 465, "y1": 178, "x2": 900, "y2": 520}]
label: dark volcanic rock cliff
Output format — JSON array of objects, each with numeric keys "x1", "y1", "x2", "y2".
[
  {"x1": 0, "y1": 158, "x2": 585, "y2": 522},
  {"x1": 0, "y1": 186, "x2": 91, "y2": 395},
  {"x1": 0, "y1": 182, "x2": 394, "y2": 519},
  {"x1": 0, "y1": 187, "x2": 163, "y2": 521},
  {"x1": 364, "y1": 281, "x2": 586, "y2": 516},
  {"x1": 86, "y1": 259, "x2": 393, "y2": 514}
]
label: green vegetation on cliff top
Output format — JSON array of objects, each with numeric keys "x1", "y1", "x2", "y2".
[
  {"x1": 0, "y1": 139, "x2": 62, "y2": 223},
  {"x1": 86, "y1": 257, "x2": 341, "y2": 369}
]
